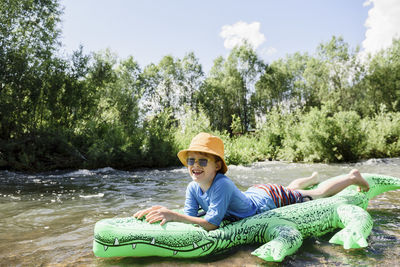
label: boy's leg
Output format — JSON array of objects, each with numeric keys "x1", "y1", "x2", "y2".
[
  {"x1": 287, "y1": 172, "x2": 319, "y2": 190},
  {"x1": 296, "y1": 169, "x2": 369, "y2": 200}
]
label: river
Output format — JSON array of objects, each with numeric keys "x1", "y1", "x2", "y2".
[{"x1": 1, "y1": 159, "x2": 399, "y2": 266}]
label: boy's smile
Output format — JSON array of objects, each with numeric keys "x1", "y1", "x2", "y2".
[{"x1": 191, "y1": 169, "x2": 204, "y2": 176}]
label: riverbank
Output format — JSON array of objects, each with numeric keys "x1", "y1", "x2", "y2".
[{"x1": 1, "y1": 108, "x2": 400, "y2": 173}]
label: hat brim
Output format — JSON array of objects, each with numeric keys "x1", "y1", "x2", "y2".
[{"x1": 177, "y1": 149, "x2": 228, "y2": 174}]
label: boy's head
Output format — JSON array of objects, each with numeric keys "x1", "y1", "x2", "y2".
[{"x1": 177, "y1": 133, "x2": 228, "y2": 174}]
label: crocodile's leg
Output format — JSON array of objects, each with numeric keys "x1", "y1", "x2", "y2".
[
  {"x1": 329, "y1": 204, "x2": 373, "y2": 249},
  {"x1": 251, "y1": 224, "x2": 303, "y2": 262}
]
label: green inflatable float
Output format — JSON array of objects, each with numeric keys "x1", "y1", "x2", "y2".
[{"x1": 93, "y1": 173, "x2": 400, "y2": 262}]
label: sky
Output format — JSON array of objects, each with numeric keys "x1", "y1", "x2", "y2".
[{"x1": 60, "y1": 0, "x2": 400, "y2": 72}]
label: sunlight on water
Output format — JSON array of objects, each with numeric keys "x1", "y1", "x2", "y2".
[{"x1": 0, "y1": 159, "x2": 399, "y2": 266}]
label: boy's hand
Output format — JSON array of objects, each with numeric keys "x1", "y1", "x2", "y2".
[
  {"x1": 133, "y1": 205, "x2": 176, "y2": 225},
  {"x1": 133, "y1": 206, "x2": 158, "y2": 219},
  {"x1": 134, "y1": 206, "x2": 218, "y2": 231}
]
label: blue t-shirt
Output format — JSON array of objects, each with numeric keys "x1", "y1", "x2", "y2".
[{"x1": 183, "y1": 173, "x2": 276, "y2": 226}]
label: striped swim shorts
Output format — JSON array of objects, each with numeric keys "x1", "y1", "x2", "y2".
[{"x1": 252, "y1": 184, "x2": 305, "y2": 208}]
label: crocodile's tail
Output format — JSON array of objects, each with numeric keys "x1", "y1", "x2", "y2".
[{"x1": 362, "y1": 173, "x2": 400, "y2": 199}]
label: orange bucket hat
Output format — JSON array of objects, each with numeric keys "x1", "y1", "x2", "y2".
[{"x1": 177, "y1": 133, "x2": 228, "y2": 174}]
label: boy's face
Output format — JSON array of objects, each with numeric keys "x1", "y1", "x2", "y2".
[{"x1": 187, "y1": 152, "x2": 221, "y2": 187}]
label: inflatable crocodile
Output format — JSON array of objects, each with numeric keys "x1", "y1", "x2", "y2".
[{"x1": 93, "y1": 173, "x2": 400, "y2": 262}]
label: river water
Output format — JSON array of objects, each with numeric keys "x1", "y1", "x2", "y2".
[{"x1": 1, "y1": 159, "x2": 399, "y2": 266}]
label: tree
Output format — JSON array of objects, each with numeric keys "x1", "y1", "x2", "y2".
[
  {"x1": 253, "y1": 63, "x2": 291, "y2": 115},
  {"x1": 198, "y1": 56, "x2": 230, "y2": 131},
  {"x1": 0, "y1": 0, "x2": 62, "y2": 138},
  {"x1": 180, "y1": 52, "x2": 204, "y2": 110},
  {"x1": 362, "y1": 38, "x2": 400, "y2": 114},
  {"x1": 92, "y1": 51, "x2": 142, "y2": 133},
  {"x1": 139, "y1": 53, "x2": 204, "y2": 120},
  {"x1": 226, "y1": 43, "x2": 265, "y2": 131},
  {"x1": 303, "y1": 36, "x2": 364, "y2": 112},
  {"x1": 199, "y1": 44, "x2": 264, "y2": 133}
]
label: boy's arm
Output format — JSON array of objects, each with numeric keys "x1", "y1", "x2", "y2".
[{"x1": 134, "y1": 205, "x2": 218, "y2": 231}]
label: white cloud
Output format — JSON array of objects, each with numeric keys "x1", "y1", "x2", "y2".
[
  {"x1": 362, "y1": 0, "x2": 400, "y2": 54},
  {"x1": 220, "y1": 21, "x2": 266, "y2": 50}
]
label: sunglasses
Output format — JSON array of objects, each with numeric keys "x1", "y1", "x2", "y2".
[{"x1": 187, "y1": 158, "x2": 208, "y2": 167}]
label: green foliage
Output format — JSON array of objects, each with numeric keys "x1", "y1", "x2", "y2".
[
  {"x1": 224, "y1": 135, "x2": 263, "y2": 165},
  {"x1": 361, "y1": 39, "x2": 400, "y2": 115},
  {"x1": 1, "y1": 0, "x2": 400, "y2": 171},
  {"x1": 174, "y1": 106, "x2": 214, "y2": 152},
  {"x1": 230, "y1": 114, "x2": 242, "y2": 134},
  {"x1": 82, "y1": 123, "x2": 131, "y2": 169},
  {"x1": 140, "y1": 52, "x2": 204, "y2": 119},
  {"x1": 200, "y1": 44, "x2": 263, "y2": 133},
  {"x1": 0, "y1": 0, "x2": 62, "y2": 139},
  {"x1": 363, "y1": 111, "x2": 400, "y2": 158},
  {"x1": 0, "y1": 131, "x2": 85, "y2": 171},
  {"x1": 257, "y1": 108, "x2": 297, "y2": 160},
  {"x1": 280, "y1": 108, "x2": 365, "y2": 162},
  {"x1": 141, "y1": 110, "x2": 180, "y2": 167}
]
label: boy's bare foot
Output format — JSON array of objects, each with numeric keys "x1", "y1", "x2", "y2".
[
  {"x1": 349, "y1": 169, "x2": 369, "y2": 192},
  {"x1": 309, "y1": 172, "x2": 319, "y2": 185}
]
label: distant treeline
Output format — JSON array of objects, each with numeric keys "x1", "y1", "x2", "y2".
[{"x1": 1, "y1": 0, "x2": 400, "y2": 171}]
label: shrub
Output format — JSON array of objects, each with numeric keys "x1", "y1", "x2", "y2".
[
  {"x1": 363, "y1": 112, "x2": 400, "y2": 158},
  {"x1": 258, "y1": 107, "x2": 300, "y2": 160},
  {"x1": 140, "y1": 110, "x2": 179, "y2": 168},
  {"x1": 331, "y1": 111, "x2": 365, "y2": 161},
  {"x1": 280, "y1": 108, "x2": 365, "y2": 162},
  {"x1": 224, "y1": 134, "x2": 264, "y2": 166}
]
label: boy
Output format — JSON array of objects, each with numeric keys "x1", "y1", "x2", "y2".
[{"x1": 134, "y1": 133, "x2": 369, "y2": 231}]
